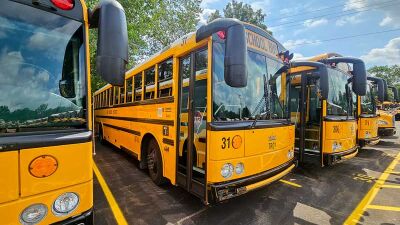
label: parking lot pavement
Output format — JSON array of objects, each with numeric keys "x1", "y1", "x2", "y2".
[{"x1": 93, "y1": 123, "x2": 400, "y2": 225}]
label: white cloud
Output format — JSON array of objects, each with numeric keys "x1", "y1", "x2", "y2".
[
  {"x1": 336, "y1": 14, "x2": 363, "y2": 26},
  {"x1": 198, "y1": 8, "x2": 216, "y2": 25},
  {"x1": 283, "y1": 39, "x2": 319, "y2": 50},
  {"x1": 341, "y1": 0, "x2": 400, "y2": 28},
  {"x1": 293, "y1": 53, "x2": 305, "y2": 60},
  {"x1": 303, "y1": 18, "x2": 328, "y2": 28},
  {"x1": 360, "y1": 37, "x2": 400, "y2": 66}
]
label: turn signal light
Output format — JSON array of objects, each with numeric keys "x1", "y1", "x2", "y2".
[
  {"x1": 51, "y1": 0, "x2": 74, "y2": 10},
  {"x1": 29, "y1": 155, "x2": 58, "y2": 178},
  {"x1": 232, "y1": 135, "x2": 242, "y2": 149}
]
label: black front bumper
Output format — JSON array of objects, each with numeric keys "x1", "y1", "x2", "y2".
[
  {"x1": 324, "y1": 146, "x2": 358, "y2": 166},
  {"x1": 359, "y1": 136, "x2": 380, "y2": 147},
  {"x1": 378, "y1": 127, "x2": 396, "y2": 136},
  {"x1": 209, "y1": 159, "x2": 295, "y2": 203},
  {"x1": 51, "y1": 209, "x2": 94, "y2": 225}
]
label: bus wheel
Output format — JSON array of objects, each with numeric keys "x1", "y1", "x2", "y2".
[{"x1": 147, "y1": 139, "x2": 166, "y2": 185}]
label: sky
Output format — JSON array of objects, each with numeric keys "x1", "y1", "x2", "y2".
[{"x1": 199, "y1": 0, "x2": 400, "y2": 68}]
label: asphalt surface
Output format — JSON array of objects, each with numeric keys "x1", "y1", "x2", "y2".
[{"x1": 93, "y1": 122, "x2": 400, "y2": 225}]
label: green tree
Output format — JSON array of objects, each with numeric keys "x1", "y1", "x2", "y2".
[
  {"x1": 207, "y1": 0, "x2": 271, "y2": 34},
  {"x1": 368, "y1": 65, "x2": 400, "y2": 88},
  {"x1": 86, "y1": 0, "x2": 201, "y2": 92}
]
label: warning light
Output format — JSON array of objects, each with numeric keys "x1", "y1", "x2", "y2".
[
  {"x1": 29, "y1": 155, "x2": 58, "y2": 178},
  {"x1": 217, "y1": 31, "x2": 226, "y2": 40},
  {"x1": 51, "y1": 0, "x2": 74, "y2": 10}
]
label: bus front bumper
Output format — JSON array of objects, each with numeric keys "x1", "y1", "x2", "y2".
[
  {"x1": 52, "y1": 209, "x2": 93, "y2": 225},
  {"x1": 378, "y1": 127, "x2": 396, "y2": 136},
  {"x1": 209, "y1": 159, "x2": 295, "y2": 202},
  {"x1": 324, "y1": 146, "x2": 358, "y2": 165},
  {"x1": 359, "y1": 136, "x2": 380, "y2": 147}
]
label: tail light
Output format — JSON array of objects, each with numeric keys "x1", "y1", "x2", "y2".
[{"x1": 51, "y1": 0, "x2": 74, "y2": 10}]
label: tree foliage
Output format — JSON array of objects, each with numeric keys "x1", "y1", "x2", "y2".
[
  {"x1": 368, "y1": 65, "x2": 400, "y2": 88},
  {"x1": 207, "y1": 0, "x2": 271, "y2": 34},
  {"x1": 86, "y1": 0, "x2": 202, "y2": 92}
]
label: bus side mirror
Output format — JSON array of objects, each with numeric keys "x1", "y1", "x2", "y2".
[
  {"x1": 290, "y1": 61, "x2": 329, "y2": 100},
  {"x1": 320, "y1": 57, "x2": 367, "y2": 96},
  {"x1": 389, "y1": 86, "x2": 399, "y2": 103},
  {"x1": 90, "y1": 0, "x2": 128, "y2": 86},
  {"x1": 196, "y1": 18, "x2": 247, "y2": 88},
  {"x1": 59, "y1": 79, "x2": 76, "y2": 98},
  {"x1": 367, "y1": 77, "x2": 385, "y2": 102}
]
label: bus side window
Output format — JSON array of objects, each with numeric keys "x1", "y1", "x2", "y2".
[
  {"x1": 134, "y1": 73, "x2": 142, "y2": 101},
  {"x1": 109, "y1": 88, "x2": 113, "y2": 106},
  {"x1": 126, "y1": 77, "x2": 133, "y2": 103},
  {"x1": 158, "y1": 58, "x2": 173, "y2": 98},
  {"x1": 145, "y1": 66, "x2": 155, "y2": 100},
  {"x1": 120, "y1": 86, "x2": 125, "y2": 104},
  {"x1": 113, "y1": 87, "x2": 118, "y2": 105},
  {"x1": 195, "y1": 49, "x2": 208, "y2": 76}
]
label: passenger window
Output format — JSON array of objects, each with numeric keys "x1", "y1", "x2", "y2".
[
  {"x1": 108, "y1": 89, "x2": 112, "y2": 106},
  {"x1": 195, "y1": 49, "x2": 208, "y2": 75},
  {"x1": 158, "y1": 58, "x2": 173, "y2": 98},
  {"x1": 126, "y1": 77, "x2": 133, "y2": 103},
  {"x1": 120, "y1": 86, "x2": 125, "y2": 104},
  {"x1": 134, "y1": 73, "x2": 143, "y2": 101},
  {"x1": 180, "y1": 56, "x2": 191, "y2": 113},
  {"x1": 145, "y1": 67, "x2": 155, "y2": 100},
  {"x1": 113, "y1": 87, "x2": 118, "y2": 105}
]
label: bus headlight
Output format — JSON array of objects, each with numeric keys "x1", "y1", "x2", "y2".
[
  {"x1": 52, "y1": 192, "x2": 79, "y2": 216},
  {"x1": 378, "y1": 120, "x2": 388, "y2": 125},
  {"x1": 20, "y1": 204, "x2": 47, "y2": 225},
  {"x1": 235, "y1": 163, "x2": 244, "y2": 175},
  {"x1": 221, "y1": 163, "x2": 234, "y2": 179},
  {"x1": 332, "y1": 142, "x2": 341, "y2": 152}
]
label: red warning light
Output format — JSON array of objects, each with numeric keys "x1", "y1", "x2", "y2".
[
  {"x1": 217, "y1": 31, "x2": 226, "y2": 40},
  {"x1": 51, "y1": 0, "x2": 74, "y2": 10}
]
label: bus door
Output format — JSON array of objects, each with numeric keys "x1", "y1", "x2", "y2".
[
  {"x1": 296, "y1": 74, "x2": 324, "y2": 165},
  {"x1": 176, "y1": 49, "x2": 208, "y2": 200}
]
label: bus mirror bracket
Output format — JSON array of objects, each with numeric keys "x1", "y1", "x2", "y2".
[
  {"x1": 367, "y1": 77, "x2": 385, "y2": 102},
  {"x1": 290, "y1": 61, "x2": 329, "y2": 100},
  {"x1": 196, "y1": 18, "x2": 247, "y2": 88},
  {"x1": 320, "y1": 57, "x2": 367, "y2": 96},
  {"x1": 90, "y1": 0, "x2": 128, "y2": 86}
]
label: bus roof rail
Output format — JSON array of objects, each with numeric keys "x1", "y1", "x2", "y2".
[{"x1": 319, "y1": 57, "x2": 367, "y2": 96}]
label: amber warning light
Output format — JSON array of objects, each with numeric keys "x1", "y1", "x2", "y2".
[{"x1": 51, "y1": 0, "x2": 74, "y2": 10}]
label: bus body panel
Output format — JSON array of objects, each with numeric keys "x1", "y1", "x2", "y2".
[
  {"x1": 0, "y1": 180, "x2": 92, "y2": 225},
  {"x1": 20, "y1": 142, "x2": 93, "y2": 197},
  {"x1": 207, "y1": 125, "x2": 295, "y2": 183},
  {"x1": 358, "y1": 116, "x2": 379, "y2": 143},
  {"x1": 0, "y1": 151, "x2": 19, "y2": 204},
  {"x1": 323, "y1": 121, "x2": 357, "y2": 154}
]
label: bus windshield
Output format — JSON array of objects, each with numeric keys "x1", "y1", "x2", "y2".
[
  {"x1": 212, "y1": 42, "x2": 287, "y2": 121},
  {"x1": 0, "y1": 1, "x2": 86, "y2": 133},
  {"x1": 326, "y1": 68, "x2": 352, "y2": 117},
  {"x1": 361, "y1": 83, "x2": 376, "y2": 115}
]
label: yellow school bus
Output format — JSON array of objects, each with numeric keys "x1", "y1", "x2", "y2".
[
  {"x1": 287, "y1": 53, "x2": 367, "y2": 166},
  {"x1": 377, "y1": 81, "x2": 398, "y2": 136},
  {"x1": 0, "y1": 0, "x2": 127, "y2": 224},
  {"x1": 94, "y1": 18, "x2": 298, "y2": 203},
  {"x1": 357, "y1": 76, "x2": 385, "y2": 147}
]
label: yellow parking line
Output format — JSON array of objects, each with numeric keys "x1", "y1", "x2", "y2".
[
  {"x1": 381, "y1": 184, "x2": 400, "y2": 189},
  {"x1": 367, "y1": 205, "x2": 400, "y2": 212},
  {"x1": 93, "y1": 162, "x2": 128, "y2": 225},
  {"x1": 344, "y1": 152, "x2": 400, "y2": 225},
  {"x1": 279, "y1": 179, "x2": 302, "y2": 188}
]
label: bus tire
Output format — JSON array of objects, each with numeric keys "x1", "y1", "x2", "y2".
[{"x1": 147, "y1": 139, "x2": 166, "y2": 185}]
